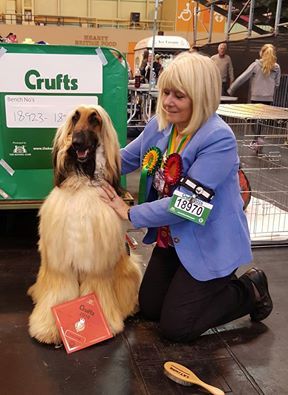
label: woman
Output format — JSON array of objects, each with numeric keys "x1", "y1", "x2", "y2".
[
  {"x1": 139, "y1": 49, "x2": 150, "y2": 83},
  {"x1": 228, "y1": 43, "x2": 281, "y2": 151},
  {"x1": 101, "y1": 52, "x2": 273, "y2": 342},
  {"x1": 227, "y1": 43, "x2": 281, "y2": 104}
]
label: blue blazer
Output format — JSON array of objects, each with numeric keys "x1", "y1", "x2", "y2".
[{"x1": 121, "y1": 114, "x2": 252, "y2": 280}]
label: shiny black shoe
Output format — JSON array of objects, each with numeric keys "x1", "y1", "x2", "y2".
[{"x1": 241, "y1": 267, "x2": 273, "y2": 322}]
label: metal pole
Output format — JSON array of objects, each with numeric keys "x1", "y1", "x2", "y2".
[
  {"x1": 148, "y1": 0, "x2": 159, "y2": 91},
  {"x1": 193, "y1": 1, "x2": 199, "y2": 45},
  {"x1": 225, "y1": 0, "x2": 233, "y2": 41},
  {"x1": 208, "y1": 3, "x2": 214, "y2": 43},
  {"x1": 248, "y1": 0, "x2": 255, "y2": 37},
  {"x1": 274, "y1": 0, "x2": 283, "y2": 35},
  {"x1": 147, "y1": 0, "x2": 159, "y2": 119}
]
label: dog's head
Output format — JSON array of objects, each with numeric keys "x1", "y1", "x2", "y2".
[{"x1": 52, "y1": 105, "x2": 121, "y2": 192}]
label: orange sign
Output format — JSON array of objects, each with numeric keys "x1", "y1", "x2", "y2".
[
  {"x1": 176, "y1": 0, "x2": 194, "y2": 32},
  {"x1": 176, "y1": 0, "x2": 226, "y2": 34},
  {"x1": 127, "y1": 41, "x2": 137, "y2": 75},
  {"x1": 213, "y1": 5, "x2": 227, "y2": 33}
]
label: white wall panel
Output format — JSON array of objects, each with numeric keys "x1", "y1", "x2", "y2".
[
  {"x1": 0, "y1": 0, "x2": 6, "y2": 13},
  {"x1": 91, "y1": 1, "x2": 117, "y2": 19},
  {"x1": 119, "y1": 2, "x2": 146, "y2": 20},
  {"x1": 34, "y1": 0, "x2": 57, "y2": 15},
  {"x1": 61, "y1": 0, "x2": 87, "y2": 17}
]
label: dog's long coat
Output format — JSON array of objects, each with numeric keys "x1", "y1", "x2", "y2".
[{"x1": 28, "y1": 105, "x2": 142, "y2": 344}]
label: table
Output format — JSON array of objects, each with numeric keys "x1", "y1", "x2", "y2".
[
  {"x1": 220, "y1": 95, "x2": 238, "y2": 103},
  {"x1": 127, "y1": 84, "x2": 239, "y2": 127},
  {"x1": 217, "y1": 103, "x2": 288, "y2": 119},
  {"x1": 127, "y1": 85, "x2": 158, "y2": 125}
]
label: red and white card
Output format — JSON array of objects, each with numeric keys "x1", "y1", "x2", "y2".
[{"x1": 52, "y1": 293, "x2": 113, "y2": 354}]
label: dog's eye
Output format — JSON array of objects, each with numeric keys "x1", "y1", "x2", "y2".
[
  {"x1": 72, "y1": 111, "x2": 80, "y2": 124},
  {"x1": 89, "y1": 112, "x2": 100, "y2": 126}
]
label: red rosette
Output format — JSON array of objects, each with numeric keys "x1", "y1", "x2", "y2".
[{"x1": 163, "y1": 153, "x2": 183, "y2": 185}]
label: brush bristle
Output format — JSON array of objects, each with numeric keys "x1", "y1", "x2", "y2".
[{"x1": 164, "y1": 369, "x2": 192, "y2": 386}]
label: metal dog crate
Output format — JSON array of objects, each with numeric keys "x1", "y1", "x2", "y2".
[{"x1": 217, "y1": 104, "x2": 288, "y2": 246}]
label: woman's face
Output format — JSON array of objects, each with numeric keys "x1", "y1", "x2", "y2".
[{"x1": 162, "y1": 88, "x2": 192, "y2": 132}]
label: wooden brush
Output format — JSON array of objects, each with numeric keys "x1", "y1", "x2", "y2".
[{"x1": 164, "y1": 361, "x2": 224, "y2": 395}]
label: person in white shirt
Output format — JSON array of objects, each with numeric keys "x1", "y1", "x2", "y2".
[{"x1": 211, "y1": 42, "x2": 234, "y2": 95}]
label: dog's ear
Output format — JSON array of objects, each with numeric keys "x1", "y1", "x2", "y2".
[
  {"x1": 52, "y1": 121, "x2": 72, "y2": 187},
  {"x1": 95, "y1": 106, "x2": 122, "y2": 190},
  {"x1": 52, "y1": 128, "x2": 65, "y2": 187},
  {"x1": 52, "y1": 129, "x2": 60, "y2": 173},
  {"x1": 111, "y1": 163, "x2": 122, "y2": 195}
]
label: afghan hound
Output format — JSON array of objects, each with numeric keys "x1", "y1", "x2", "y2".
[{"x1": 28, "y1": 105, "x2": 142, "y2": 344}]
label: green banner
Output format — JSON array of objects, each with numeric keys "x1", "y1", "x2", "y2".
[{"x1": 0, "y1": 43, "x2": 128, "y2": 206}]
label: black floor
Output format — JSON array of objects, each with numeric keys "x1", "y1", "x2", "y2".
[{"x1": 1, "y1": 180, "x2": 288, "y2": 394}]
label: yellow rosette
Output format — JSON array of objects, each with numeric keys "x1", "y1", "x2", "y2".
[{"x1": 138, "y1": 147, "x2": 162, "y2": 203}]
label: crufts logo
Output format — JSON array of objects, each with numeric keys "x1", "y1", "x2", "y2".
[{"x1": 24, "y1": 69, "x2": 78, "y2": 90}]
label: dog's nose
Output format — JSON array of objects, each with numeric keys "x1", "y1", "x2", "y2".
[{"x1": 72, "y1": 131, "x2": 86, "y2": 150}]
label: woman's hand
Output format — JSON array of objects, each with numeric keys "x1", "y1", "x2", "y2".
[{"x1": 99, "y1": 182, "x2": 130, "y2": 221}]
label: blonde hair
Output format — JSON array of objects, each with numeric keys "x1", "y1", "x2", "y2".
[
  {"x1": 156, "y1": 52, "x2": 221, "y2": 135},
  {"x1": 260, "y1": 44, "x2": 277, "y2": 76}
]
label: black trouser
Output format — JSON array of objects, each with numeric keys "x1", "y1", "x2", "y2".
[
  {"x1": 222, "y1": 81, "x2": 228, "y2": 95},
  {"x1": 139, "y1": 246, "x2": 255, "y2": 342}
]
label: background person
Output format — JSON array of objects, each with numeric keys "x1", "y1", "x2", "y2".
[
  {"x1": 100, "y1": 52, "x2": 273, "y2": 343},
  {"x1": 228, "y1": 44, "x2": 281, "y2": 150},
  {"x1": 144, "y1": 53, "x2": 163, "y2": 85},
  {"x1": 143, "y1": 52, "x2": 153, "y2": 83},
  {"x1": 116, "y1": 52, "x2": 133, "y2": 79},
  {"x1": 153, "y1": 54, "x2": 163, "y2": 81},
  {"x1": 140, "y1": 49, "x2": 150, "y2": 82},
  {"x1": 227, "y1": 43, "x2": 281, "y2": 105},
  {"x1": 211, "y1": 42, "x2": 234, "y2": 95}
]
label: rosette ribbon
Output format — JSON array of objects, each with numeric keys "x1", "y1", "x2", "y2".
[
  {"x1": 138, "y1": 147, "x2": 162, "y2": 204},
  {"x1": 163, "y1": 153, "x2": 183, "y2": 195}
]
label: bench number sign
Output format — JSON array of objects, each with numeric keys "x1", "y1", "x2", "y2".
[
  {"x1": 0, "y1": 52, "x2": 102, "y2": 169},
  {"x1": 0, "y1": 46, "x2": 129, "y2": 203}
]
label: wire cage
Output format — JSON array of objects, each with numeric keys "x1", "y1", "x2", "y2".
[
  {"x1": 274, "y1": 74, "x2": 288, "y2": 108},
  {"x1": 217, "y1": 103, "x2": 288, "y2": 245}
]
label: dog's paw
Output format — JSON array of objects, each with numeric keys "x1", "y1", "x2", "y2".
[
  {"x1": 29, "y1": 307, "x2": 61, "y2": 345},
  {"x1": 29, "y1": 324, "x2": 61, "y2": 345},
  {"x1": 109, "y1": 319, "x2": 124, "y2": 336},
  {"x1": 130, "y1": 303, "x2": 140, "y2": 315}
]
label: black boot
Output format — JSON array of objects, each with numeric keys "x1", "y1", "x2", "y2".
[{"x1": 240, "y1": 267, "x2": 273, "y2": 322}]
